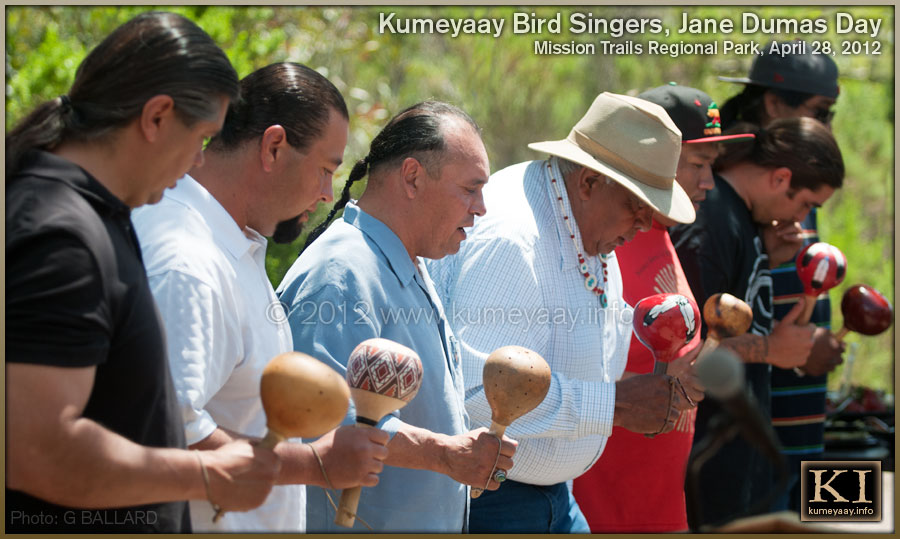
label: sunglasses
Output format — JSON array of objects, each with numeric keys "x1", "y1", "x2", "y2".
[
  {"x1": 812, "y1": 107, "x2": 835, "y2": 124},
  {"x1": 800, "y1": 103, "x2": 835, "y2": 125}
]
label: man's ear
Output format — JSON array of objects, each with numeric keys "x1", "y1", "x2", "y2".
[
  {"x1": 260, "y1": 125, "x2": 288, "y2": 172},
  {"x1": 139, "y1": 95, "x2": 176, "y2": 142},
  {"x1": 770, "y1": 166, "x2": 793, "y2": 192},
  {"x1": 573, "y1": 166, "x2": 601, "y2": 201},
  {"x1": 398, "y1": 157, "x2": 423, "y2": 199}
]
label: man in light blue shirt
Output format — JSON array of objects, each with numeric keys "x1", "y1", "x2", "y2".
[{"x1": 277, "y1": 101, "x2": 517, "y2": 532}]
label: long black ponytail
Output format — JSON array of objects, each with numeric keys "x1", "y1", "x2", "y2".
[{"x1": 6, "y1": 11, "x2": 239, "y2": 178}]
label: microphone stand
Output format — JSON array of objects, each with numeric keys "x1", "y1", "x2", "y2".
[
  {"x1": 686, "y1": 411, "x2": 790, "y2": 533},
  {"x1": 686, "y1": 412, "x2": 738, "y2": 532}
]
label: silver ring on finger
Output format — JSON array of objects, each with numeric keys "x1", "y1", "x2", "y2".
[{"x1": 493, "y1": 469, "x2": 507, "y2": 483}]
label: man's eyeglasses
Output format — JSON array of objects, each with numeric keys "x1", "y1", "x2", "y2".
[
  {"x1": 800, "y1": 103, "x2": 835, "y2": 125},
  {"x1": 812, "y1": 107, "x2": 835, "y2": 124}
]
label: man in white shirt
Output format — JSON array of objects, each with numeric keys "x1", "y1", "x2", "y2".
[
  {"x1": 133, "y1": 63, "x2": 389, "y2": 532},
  {"x1": 427, "y1": 92, "x2": 704, "y2": 532}
]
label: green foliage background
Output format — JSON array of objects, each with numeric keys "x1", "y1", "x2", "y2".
[{"x1": 6, "y1": 5, "x2": 894, "y2": 393}]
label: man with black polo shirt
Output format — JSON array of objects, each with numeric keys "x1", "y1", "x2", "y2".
[
  {"x1": 669, "y1": 116, "x2": 844, "y2": 528},
  {"x1": 7, "y1": 151, "x2": 195, "y2": 532},
  {"x1": 719, "y1": 45, "x2": 846, "y2": 513},
  {"x1": 6, "y1": 12, "x2": 279, "y2": 533},
  {"x1": 5, "y1": 150, "x2": 280, "y2": 533}
]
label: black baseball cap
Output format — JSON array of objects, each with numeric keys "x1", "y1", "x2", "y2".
[
  {"x1": 638, "y1": 83, "x2": 756, "y2": 144},
  {"x1": 718, "y1": 39, "x2": 839, "y2": 98}
]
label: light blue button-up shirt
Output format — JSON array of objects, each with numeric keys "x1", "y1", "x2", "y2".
[{"x1": 276, "y1": 201, "x2": 469, "y2": 533}]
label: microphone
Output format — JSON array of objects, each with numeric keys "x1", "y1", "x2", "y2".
[
  {"x1": 687, "y1": 348, "x2": 789, "y2": 530},
  {"x1": 695, "y1": 348, "x2": 783, "y2": 464}
]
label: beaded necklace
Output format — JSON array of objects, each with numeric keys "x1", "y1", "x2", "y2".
[{"x1": 547, "y1": 161, "x2": 609, "y2": 308}]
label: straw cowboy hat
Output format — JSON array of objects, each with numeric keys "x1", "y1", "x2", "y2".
[{"x1": 528, "y1": 91, "x2": 695, "y2": 224}]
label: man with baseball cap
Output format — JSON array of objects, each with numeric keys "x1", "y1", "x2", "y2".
[
  {"x1": 719, "y1": 41, "x2": 845, "y2": 516},
  {"x1": 427, "y1": 92, "x2": 704, "y2": 532},
  {"x1": 719, "y1": 39, "x2": 839, "y2": 128},
  {"x1": 572, "y1": 84, "x2": 754, "y2": 533}
]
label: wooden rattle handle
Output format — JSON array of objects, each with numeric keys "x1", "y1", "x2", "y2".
[
  {"x1": 335, "y1": 486, "x2": 363, "y2": 528},
  {"x1": 834, "y1": 326, "x2": 850, "y2": 342},
  {"x1": 797, "y1": 295, "x2": 817, "y2": 325},
  {"x1": 257, "y1": 429, "x2": 285, "y2": 450},
  {"x1": 488, "y1": 421, "x2": 507, "y2": 438},
  {"x1": 334, "y1": 421, "x2": 374, "y2": 528},
  {"x1": 697, "y1": 335, "x2": 720, "y2": 358}
]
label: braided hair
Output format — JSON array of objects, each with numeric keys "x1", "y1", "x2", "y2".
[{"x1": 302, "y1": 100, "x2": 480, "y2": 251}]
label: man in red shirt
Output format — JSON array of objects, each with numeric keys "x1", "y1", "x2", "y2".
[{"x1": 572, "y1": 84, "x2": 754, "y2": 532}]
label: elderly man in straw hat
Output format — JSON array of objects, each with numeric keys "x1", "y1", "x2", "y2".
[
  {"x1": 427, "y1": 92, "x2": 705, "y2": 532},
  {"x1": 573, "y1": 84, "x2": 755, "y2": 533}
]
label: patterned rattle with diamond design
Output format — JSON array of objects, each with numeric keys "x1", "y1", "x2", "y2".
[{"x1": 335, "y1": 338, "x2": 423, "y2": 528}]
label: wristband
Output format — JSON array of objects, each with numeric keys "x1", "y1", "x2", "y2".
[
  {"x1": 194, "y1": 450, "x2": 223, "y2": 516},
  {"x1": 307, "y1": 443, "x2": 335, "y2": 490}
]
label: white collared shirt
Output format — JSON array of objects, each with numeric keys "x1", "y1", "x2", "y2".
[
  {"x1": 427, "y1": 159, "x2": 632, "y2": 485},
  {"x1": 133, "y1": 175, "x2": 303, "y2": 532}
]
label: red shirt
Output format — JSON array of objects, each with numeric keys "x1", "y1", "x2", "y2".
[{"x1": 572, "y1": 220, "x2": 699, "y2": 533}]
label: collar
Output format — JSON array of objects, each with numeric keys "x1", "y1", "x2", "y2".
[
  {"x1": 343, "y1": 201, "x2": 417, "y2": 287},
  {"x1": 18, "y1": 150, "x2": 131, "y2": 217},
  {"x1": 540, "y1": 158, "x2": 595, "y2": 271},
  {"x1": 166, "y1": 174, "x2": 263, "y2": 260}
]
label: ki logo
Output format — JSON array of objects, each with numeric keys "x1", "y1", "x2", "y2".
[{"x1": 800, "y1": 461, "x2": 882, "y2": 522}]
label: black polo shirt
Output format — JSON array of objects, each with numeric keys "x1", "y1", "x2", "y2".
[
  {"x1": 670, "y1": 173, "x2": 774, "y2": 528},
  {"x1": 6, "y1": 150, "x2": 190, "y2": 533}
]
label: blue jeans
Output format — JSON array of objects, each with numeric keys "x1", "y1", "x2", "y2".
[{"x1": 469, "y1": 480, "x2": 590, "y2": 533}]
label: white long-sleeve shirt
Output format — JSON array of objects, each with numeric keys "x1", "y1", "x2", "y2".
[{"x1": 427, "y1": 159, "x2": 632, "y2": 485}]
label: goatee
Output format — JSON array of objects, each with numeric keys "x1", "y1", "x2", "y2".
[{"x1": 272, "y1": 215, "x2": 304, "y2": 244}]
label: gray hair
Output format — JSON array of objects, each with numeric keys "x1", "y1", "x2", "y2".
[
  {"x1": 6, "y1": 12, "x2": 240, "y2": 177},
  {"x1": 553, "y1": 156, "x2": 611, "y2": 185}
]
